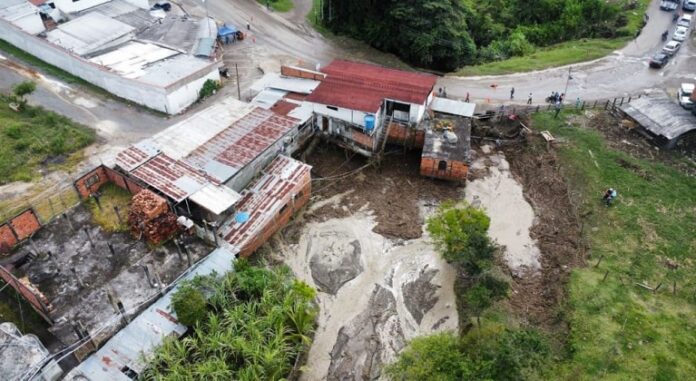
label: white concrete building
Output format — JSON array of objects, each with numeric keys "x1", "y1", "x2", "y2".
[{"x1": 0, "y1": 0, "x2": 44, "y2": 34}]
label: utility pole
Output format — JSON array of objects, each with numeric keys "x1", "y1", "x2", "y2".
[{"x1": 235, "y1": 63, "x2": 241, "y2": 100}]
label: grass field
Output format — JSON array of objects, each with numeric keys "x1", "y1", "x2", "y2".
[
  {"x1": 532, "y1": 111, "x2": 696, "y2": 380},
  {"x1": 454, "y1": 38, "x2": 628, "y2": 76},
  {"x1": 0, "y1": 95, "x2": 95, "y2": 184},
  {"x1": 257, "y1": 0, "x2": 293, "y2": 12}
]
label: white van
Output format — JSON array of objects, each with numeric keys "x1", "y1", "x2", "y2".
[
  {"x1": 678, "y1": 83, "x2": 694, "y2": 109},
  {"x1": 677, "y1": 14, "x2": 693, "y2": 28}
]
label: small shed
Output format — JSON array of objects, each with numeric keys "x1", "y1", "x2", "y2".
[
  {"x1": 620, "y1": 94, "x2": 696, "y2": 149},
  {"x1": 420, "y1": 117, "x2": 471, "y2": 182}
]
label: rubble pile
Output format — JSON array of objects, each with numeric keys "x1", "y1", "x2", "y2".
[{"x1": 128, "y1": 190, "x2": 178, "y2": 244}]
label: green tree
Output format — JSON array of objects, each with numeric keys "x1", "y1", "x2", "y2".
[
  {"x1": 171, "y1": 284, "x2": 208, "y2": 326},
  {"x1": 11, "y1": 80, "x2": 36, "y2": 106}
]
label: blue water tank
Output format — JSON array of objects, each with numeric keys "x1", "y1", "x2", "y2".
[
  {"x1": 364, "y1": 114, "x2": 375, "y2": 132},
  {"x1": 235, "y1": 211, "x2": 250, "y2": 224}
]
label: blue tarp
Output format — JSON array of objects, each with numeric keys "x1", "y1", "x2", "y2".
[{"x1": 218, "y1": 24, "x2": 238, "y2": 37}]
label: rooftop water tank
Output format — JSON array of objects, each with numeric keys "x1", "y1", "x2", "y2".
[
  {"x1": 235, "y1": 211, "x2": 250, "y2": 224},
  {"x1": 364, "y1": 114, "x2": 375, "y2": 132}
]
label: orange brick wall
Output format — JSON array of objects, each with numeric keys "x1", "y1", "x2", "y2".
[
  {"x1": 351, "y1": 129, "x2": 374, "y2": 150},
  {"x1": 0, "y1": 266, "x2": 52, "y2": 323},
  {"x1": 387, "y1": 123, "x2": 424, "y2": 148},
  {"x1": 74, "y1": 166, "x2": 110, "y2": 199},
  {"x1": 106, "y1": 167, "x2": 128, "y2": 190},
  {"x1": 420, "y1": 157, "x2": 468, "y2": 182},
  {"x1": 0, "y1": 224, "x2": 18, "y2": 254},
  {"x1": 238, "y1": 177, "x2": 312, "y2": 258},
  {"x1": 9, "y1": 210, "x2": 41, "y2": 241}
]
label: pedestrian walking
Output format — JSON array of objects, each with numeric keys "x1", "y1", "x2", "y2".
[
  {"x1": 527, "y1": 93, "x2": 532, "y2": 105},
  {"x1": 559, "y1": 93, "x2": 565, "y2": 103},
  {"x1": 247, "y1": 21, "x2": 251, "y2": 30},
  {"x1": 465, "y1": 92, "x2": 470, "y2": 103},
  {"x1": 576, "y1": 97, "x2": 581, "y2": 108},
  {"x1": 554, "y1": 102, "x2": 562, "y2": 118},
  {"x1": 510, "y1": 87, "x2": 515, "y2": 100}
]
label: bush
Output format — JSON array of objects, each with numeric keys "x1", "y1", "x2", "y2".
[
  {"x1": 171, "y1": 284, "x2": 208, "y2": 326},
  {"x1": 198, "y1": 79, "x2": 220, "y2": 101}
]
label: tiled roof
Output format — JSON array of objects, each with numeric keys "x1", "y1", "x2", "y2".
[
  {"x1": 223, "y1": 155, "x2": 311, "y2": 250},
  {"x1": 306, "y1": 60, "x2": 437, "y2": 113}
]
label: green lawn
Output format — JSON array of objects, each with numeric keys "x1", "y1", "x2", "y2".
[
  {"x1": 0, "y1": 95, "x2": 95, "y2": 184},
  {"x1": 257, "y1": 0, "x2": 294, "y2": 12},
  {"x1": 532, "y1": 111, "x2": 696, "y2": 380},
  {"x1": 453, "y1": 38, "x2": 628, "y2": 76}
]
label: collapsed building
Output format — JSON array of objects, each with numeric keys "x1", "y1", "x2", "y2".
[{"x1": 0, "y1": 0, "x2": 220, "y2": 114}]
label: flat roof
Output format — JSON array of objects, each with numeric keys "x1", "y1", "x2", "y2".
[
  {"x1": 183, "y1": 107, "x2": 299, "y2": 183},
  {"x1": 64, "y1": 247, "x2": 236, "y2": 381},
  {"x1": 0, "y1": 0, "x2": 38, "y2": 22},
  {"x1": 431, "y1": 97, "x2": 476, "y2": 117},
  {"x1": 621, "y1": 94, "x2": 696, "y2": 140},
  {"x1": 137, "y1": 16, "x2": 217, "y2": 55},
  {"x1": 223, "y1": 155, "x2": 311, "y2": 251},
  {"x1": 250, "y1": 72, "x2": 321, "y2": 95},
  {"x1": 422, "y1": 117, "x2": 472, "y2": 163},
  {"x1": 89, "y1": 41, "x2": 179, "y2": 79},
  {"x1": 46, "y1": 12, "x2": 135, "y2": 56},
  {"x1": 306, "y1": 60, "x2": 437, "y2": 113}
]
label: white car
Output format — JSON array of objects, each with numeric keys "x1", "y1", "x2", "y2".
[
  {"x1": 673, "y1": 26, "x2": 689, "y2": 41},
  {"x1": 677, "y1": 14, "x2": 693, "y2": 28},
  {"x1": 678, "y1": 83, "x2": 694, "y2": 109},
  {"x1": 662, "y1": 40, "x2": 682, "y2": 56}
]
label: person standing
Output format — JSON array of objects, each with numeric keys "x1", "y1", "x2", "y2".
[
  {"x1": 510, "y1": 87, "x2": 515, "y2": 100},
  {"x1": 465, "y1": 92, "x2": 470, "y2": 103},
  {"x1": 527, "y1": 93, "x2": 533, "y2": 105}
]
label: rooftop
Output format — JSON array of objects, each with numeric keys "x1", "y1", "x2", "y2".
[
  {"x1": 422, "y1": 117, "x2": 472, "y2": 163},
  {"x1": 621, "y1": 94, "x2": 696, "y2": 140},
  {"x1": 64, "y1": 247, "x2": 235, "y2": 381},
  {"x1": 430, "y1": 97, "x2": 476, "y2": 118},
  {"x1": 46, "y1": 12, "x2": 135, "y2": 56},
  {"x1": 306, "y1": 60, "x2": 437, "y2": 113},
  {"x1": 223, "y1": 155, "x2": 311, "y2": 250},
  {"x1": 0, "y1": 0, "x2": 39, "y2": 22},
  {"x1": 0, "y1": 322, "x2": 62, "y2": 381}
]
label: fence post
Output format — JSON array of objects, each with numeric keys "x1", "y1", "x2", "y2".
[
  {"x1": 593, "y1": 100, "x2": 598, "y2": 108},
  {"x1": 612, "y1": 98, "x2": 617, "y2": 108},
  {"x1": 627, "y1": 96, "x2": 632, "y2": 103},
  {"x1": 581, "y1": 101, "x2": 586, "y2": 110},
  {"x1": 604, "y1": 100, "x2": 610, "y2": 110},
  {"x1": 620, "y1": 97, "x2": 624, "y2": 106},
  {"x1": 536, "y1": 105, "x2": 540, "y2": 113}
]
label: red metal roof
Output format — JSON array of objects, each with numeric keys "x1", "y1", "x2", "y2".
[
  {"x1": 130, "y1": 153, "x2": 215, "y2": 202},
  {"x1": 184, "y1": 107, "x2": 297, "y2": 177},
  {"x1": 305, "y1": 60, "x2": 437, "y2": 113},
  {"x1": 223, "y1": 155, "x2": 311, "y2": 250},
  {"x1": 270, "y1": 100, "x2": 299, "y2": 117}
]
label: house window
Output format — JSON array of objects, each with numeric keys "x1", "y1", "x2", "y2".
[
  {"x1": 438, "y1": 160, "x2": 447, "y2": 171},
  {"x1": 85, "y1": 174, "x2": 100, "y2": 187},
  {"x1": 326, "y1": 105, "x2": 338, "y2": 111}
]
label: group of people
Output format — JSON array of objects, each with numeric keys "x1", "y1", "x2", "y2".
[{"x1": 548, "y1": 91, "x2": 565, "y2": 104}]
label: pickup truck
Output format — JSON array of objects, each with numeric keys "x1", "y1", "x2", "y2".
[{"x1": 661, "y1": 0, "x2": 680, "y2": 11}]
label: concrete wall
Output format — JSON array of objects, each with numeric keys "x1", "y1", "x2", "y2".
[
  {"x1": 53, "y1": 0, "x2": 110, "y2": 14},
  {"x1": 0, "y1": 18, "x2": 219, "y2": 114},
  {"x1": 420, "y1": 157, "x2": 468, "y2": 182}
]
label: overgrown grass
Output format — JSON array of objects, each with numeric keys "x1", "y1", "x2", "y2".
[
  {"x1": 0, "y1": 95, "x2": 95, "y2": 184},
  {"x1": 87, "y1": 184, "x2": 131, "y2": 232},
  {"x1": 257, "y1": 0, "x2": 293, "y2": 12},
  {"x1": 531, "y1": 111, "x2": 696, "y2": 380},
  {"x1": 454, "y1": 38, "x2": 628, "y2": 76}
]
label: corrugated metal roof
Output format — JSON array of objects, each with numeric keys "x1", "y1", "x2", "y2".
[
  {"x1": 431, "y1": 97, "x2": 476, "y2": 118},
  {"x1": 183, "y1": 107, "x2": 298, "y2": 183},
  {"x1": 90, "y1": 41, "x2": 179, "y2": 79},
  {"x1": 251, "y1": 88, "x2": 289, "y2": 110},
  {"x1": 129, "y1": 153, "x2": 210, "y2": 202},
  {"x1": 305, "y1": 60, "x2": 437, "y2": 113},
  {"x1": 189, "y1": 184, "x2": 241, "y2": 215},
  {"x1": 249, "y1": 72, "x2": 321, "y2": 95},
  {"x1": 621, "y1": 94, "x2": 696, "y2": 140},
  {"x1": 193, "y1": 37, "x2": 215, "y2": 57},
  {"x1": 46, "y1": 13, "x2": 135, "y2": 56},
  {"x1": 0, "y1": 0, "x2": 38, "y2": 21},
  {"x1": 223, "y1": 156, "x2": 311, "y2": 251},
  {"x1": 64, "y1": 247, "x2": 236, "y2": 381}
]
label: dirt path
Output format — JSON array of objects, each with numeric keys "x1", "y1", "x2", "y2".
[{"x1": 273, "y1": 211, "x2": 458, "y2": 380}]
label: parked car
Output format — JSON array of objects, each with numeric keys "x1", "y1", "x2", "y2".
[
  {"x1": 685, "y1": 0, "x2": 696, "y2": 11},
  {"x1": 673, "y1": 26, "x2": 689, "y2": 41},
  {"x1": 678, "y1": 83, "x2": 695, "y2": 109},
  {"x1": 649, "y1": 52, "x2": 670, "y2": 68},
  {"x1": 662, "y1": 40, "x2": 682, "y2": 55},
  {"x1": 661, "y1": 0, "x2": 680, "y2": 11},
  {"x1": 677, "y1": 14, "x2": 693, "y2": 27}
]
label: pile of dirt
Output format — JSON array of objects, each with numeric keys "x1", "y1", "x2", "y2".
[
  {"x1": 303, "y1": 143, "x2": 461, "y2": 240},
  {"x1": 500, "y1": 135, "x2": 585, "y2": 334},
  {"x1": 127, "y1": 190, "x2": 178, "y2": 244}
]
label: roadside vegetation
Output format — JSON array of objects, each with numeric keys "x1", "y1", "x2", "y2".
[
  {"x1": 86, "y1": 184, "x2": 131, "y2": 233},
  {"x1": 532, "y1": 111, "x2": 696, "y2": 379},
  {"x1": 314, "y1": 0, "x2": 648, "y2": 73},
  {"x1": 143, "y1": 260, "x2": 318, "y2": 380},
  {"x1": 257, "y1": 0, "x2": 294, "y2": 12},
  {"x1": 387, "y1": 203, "x2": 549, "y2": 380},
  {"x1": 0, "y1": 82, "x2": 95, "y2": 184}
]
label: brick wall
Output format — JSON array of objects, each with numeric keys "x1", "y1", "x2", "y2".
[
  {"x1": 0, "y1": 224, "x2": 18, "y2": 254},
  {"x1": 74, "y1": 166, "x2": 109, "y2": 199},
  {"x1": 387, "y1": 123, "x2": 425, "y2": 148},
  {"x1": 280, "y1": 66, "x2": 325, "y2": 81},
  {"x1": 9, "y1": 210, "x2": 41, "y2": 241},
  {"x1": 0, "y1": 266, "x2": 52, "y2": 323},
  {"x1": 420, "y1": 157, "x2": 468, "y2": 182},
  {"x1": 238, "y1": 177, "x2": 312, "y2": 258},
  {"x1": 351, "y1": 129, "x2": 374, "y2": 150}
]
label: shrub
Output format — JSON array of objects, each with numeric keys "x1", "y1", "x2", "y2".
[
  {"x1": 198, "y1": 79, "x2": 220, "y2": 101},
  {"x1": 171, "y1": 284, "x2": 208, "y2": 326}
]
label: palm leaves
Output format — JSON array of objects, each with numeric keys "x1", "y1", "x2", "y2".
[{"x1": 141, "y1": 260, "x2": 318, "y2": 380}]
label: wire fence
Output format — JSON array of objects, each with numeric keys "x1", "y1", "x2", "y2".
[{"x1": 0, "y1": 178, "x2": 81, "y2": 226}]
